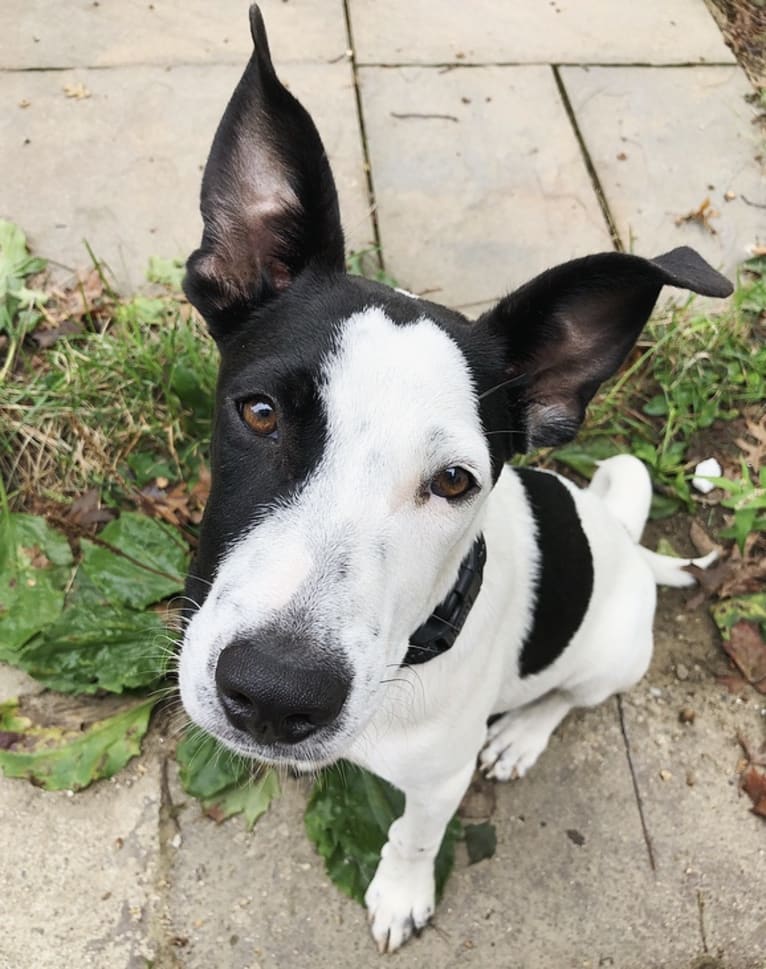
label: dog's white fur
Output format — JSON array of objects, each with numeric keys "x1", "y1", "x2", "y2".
[{"x1": 179, "y1": 307, "x2": 714, "y2": 952}]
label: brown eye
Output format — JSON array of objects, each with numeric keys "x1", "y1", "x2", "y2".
[
  {"x1": 240, "y1": 395, "x2": 278, "y2": 437},
  {"x1": 430, "y1": 467, "x2": 476, "y2": 500}
]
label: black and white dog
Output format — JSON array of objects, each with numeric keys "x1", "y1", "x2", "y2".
[{"x1": 179, "y1": 6, "x2": 731, "y2": 953}]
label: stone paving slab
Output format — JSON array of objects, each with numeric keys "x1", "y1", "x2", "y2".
[
  {"x1": 350, "y1": 0, "x2": 735, "y2": 66},
  {"x1": 359, "y1": 64, "x2": 612, "y2": 313},
  {"x1": 0, "y1": 758, "x2": 162, "y2": 969},
  {"x1": 165, "y1": 701, "x2": 698, "y2": 969},
  {"x1": 621, "y1": 595, "x2": 766, "y2": 969},
  {"x1": 0, "y1": 61, "x2": 373, "y2": 292},
  {"x1": 0, "y1": 671, "x2": 164, "y2": 969},
  {"x1": 560, "y1": 65, "x2": 764, "y2": 276},
  {"x1": 0, "y1": 0, "x2": 347, "y2": 69}
]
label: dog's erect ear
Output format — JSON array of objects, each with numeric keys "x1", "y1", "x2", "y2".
[
  {"x1": 479, "y1": 247, "x2": 732, "y2": 451},
  {"x1": 184, "y1": 5, "x2": 345, "y2": 333}
]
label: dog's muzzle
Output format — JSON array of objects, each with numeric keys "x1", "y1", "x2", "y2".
[{"x1": 215, "y1": 636, "x2": 350, "y2": 744}]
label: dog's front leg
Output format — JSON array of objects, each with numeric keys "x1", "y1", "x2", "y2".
[{"x1": 365, "y1": 759, "x2": 475, "y2": 953}]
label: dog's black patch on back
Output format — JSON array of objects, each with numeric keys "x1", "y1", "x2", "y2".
[{"x1": 515, "y1": 468, "x2": 593, "y2": 677}]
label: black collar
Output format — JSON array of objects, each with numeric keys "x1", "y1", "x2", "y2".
[{"x1": 404, "y1": 535, "x2": 487, "y2": 666}]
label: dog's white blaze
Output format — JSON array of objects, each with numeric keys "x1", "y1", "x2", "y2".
[{"x1": 179, "y1": 307, "x2": 492, "y2": 756}]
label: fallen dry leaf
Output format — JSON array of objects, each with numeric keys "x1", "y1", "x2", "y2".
[
  {"x1": 735, "y1": 411, "x2": 766, "y2": 472},
  {"x1": 686, "y1": 559, "x2": 735, "y2": 604},
  {"x1": 716, "y1": 671, "x2": 751, "y2": 694},
  {"x1": 722, "y1": 619, "x2": 766, "y2": 693},
  {"x1": 138, "y1": 474, "x2": 208, "y2": 529},
  {"x1": 717, "y1": 556, "x2": 766, "y2": 599},
  {"x1": 63, "y1": 82, "x2": 91, "y2": 100},
  {"x1": 67, "y1": 488, "x2": 115, "y2": 528},
  {"x1": 675, "y1": 196, "x2": 719, "y2": 235},
  {"x1": 741, "y1": 766, "x2": 766, "y2": 818},
  {"x1": 31, "y1": 319, "x2": 83, "y2": 349},
  {"x1": 689, "y1": 520, "x2": 721, "y2": 557}
]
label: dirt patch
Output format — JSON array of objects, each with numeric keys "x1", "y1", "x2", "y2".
[{"x1": 706, "y1": 0, "x2": 766, "y2": 90}]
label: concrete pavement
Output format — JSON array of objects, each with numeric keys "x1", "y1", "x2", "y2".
[{"x1": 1, "y1": 2, "x2": 765, "y2": 967}]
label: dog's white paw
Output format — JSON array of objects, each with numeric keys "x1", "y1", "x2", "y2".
[
  {"x1": 480, "y1": 698, "x2": 570, "y2": 781},
  {"x1": 364, "y1": 845, "x2": 435, "y2": 953}
]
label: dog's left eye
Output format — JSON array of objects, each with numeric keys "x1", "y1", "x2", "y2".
[
  {"x1": 430, "y1": 467, "x2": 477, "y2": 500},
  {"x1": 240, "y1": 395, "x2": 278, "y2": 438}
]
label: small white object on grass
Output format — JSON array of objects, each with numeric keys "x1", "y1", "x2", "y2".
[{"x1": 692, "y1": 458, "x2": 722, "y2": 494}]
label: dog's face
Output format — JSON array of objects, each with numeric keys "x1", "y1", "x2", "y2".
[
  {"x1": 177, "y1": 7, "x2": 731, "y2": 768},
  {"x1": 180, "y1": 277, "x2": 497, "y2": 766}
]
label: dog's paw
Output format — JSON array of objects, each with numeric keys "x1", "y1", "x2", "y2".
[
  {"x1": 364, "y1": 845, "x2": 435, "y2": 954},
  {"x1": 479, "y1": 708, "x2": 556, "y2": 780}
]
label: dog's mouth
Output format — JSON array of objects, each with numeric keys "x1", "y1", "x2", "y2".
[{"x1": 195, "y1": 711, "x2": 352, "y2": 771}]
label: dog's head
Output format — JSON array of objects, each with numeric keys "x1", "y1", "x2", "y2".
[{"x1": 178, "y1": 5, "x2": 731, "y2": 768}]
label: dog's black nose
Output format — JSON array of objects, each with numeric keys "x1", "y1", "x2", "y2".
[{"x1": 215, "y1": 637, "x2": 350, "y2": 744}]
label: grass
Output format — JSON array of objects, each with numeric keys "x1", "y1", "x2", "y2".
[{"x1": 0, "y1": 240, "x2": 217, "y2": 508}]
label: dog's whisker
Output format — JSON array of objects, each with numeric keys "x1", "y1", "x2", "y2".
[{"x1": 477, "y1": 372, "x2": 529, "y2": 401}]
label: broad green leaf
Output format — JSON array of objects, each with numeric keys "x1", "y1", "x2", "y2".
[
  {"x1": 463, "y1": 822, "x2": 497, "y2": 865},
  {"x1": 642, "y1": 394, "x2": 669, "y2": 417},
  {"x1": 125, "y1": 451, "x2": 177, "y2": 486},
  {"x1": 0, "y1": 220, "x2": 46, "y2": 300},
  {"x1": 304, "y1": 763, "x2": 462, "y2": 906},
  {"x1": 551, "y1": 438, "x2": 618, "y2": 478},
  {"x1": 0, "y1": 513, "x2": 74, "y2": 660},
  {"x1": 711, "y1": 594, "x2": 766, "y2": 640},
  {"x1": 80, "y1": 512, "x2": 187, "y2": 610},
  {"x1": 16, "y1": 590, "x2": 168, "y2": 694},
  {"x1": 649, "y1": 493, "x2": 682, "y2": 520},
  {"x1": 176, "y1": 729, "x2": 281, "y2": 830},
  {"x1": 0, "y1": 695, "x2": 155, "y2": 791}
]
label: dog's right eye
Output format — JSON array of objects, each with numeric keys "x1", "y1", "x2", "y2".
[
  {"x1": 430, "y1": 466, "x2": 476, "y2": 500},
  {"x1": 240, "y1": 395, "x2": 278, "y2": 438}
]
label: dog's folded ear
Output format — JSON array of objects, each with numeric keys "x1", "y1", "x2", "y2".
[
  {"x1": 479, "y1": 247, "x2": 732, "y2": 451},
  {"x1": 184, "y1": 4, "x2": 345, "y2": 336}
]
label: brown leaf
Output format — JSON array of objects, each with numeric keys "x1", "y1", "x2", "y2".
[
  {"x1": 674, "y1": 196, "x2": 719, "y2": 235},
  {"x1": 31, "y1": 319, "x2": 84, "y2": 348},
  {"x1": 741, "y1": 766, "x2": 766, "y2": 818},
  {"x1": 735, "y1": 412, "x2": 766, "y2": 472},
  {"x1": 716, "y1": 671, "x2": 751, "y2": 693},
  {"x1": 67, "y1": 488, "x2": 114, "y2": 527},
  {"x1": 722, "y1": 620, "x2": 766, "y2": 693},
  {"x1": 685, "y1": 558, "x2": 737, "y2": 601},
  {"x1": 0, "y1": 732, "x2": 25, "y2": 750},
  {"x1": 203, "y1": 803, "x2": 227, "y2": 824},
  {"x1": 717, "y1": 556, "x2": 766, "y2": 599},
  {"x1": 138, "y1": 479, "x2": 209, "y2": 530},
  {"x1": 689, "y1": 520, "x2": 721, "y2": 557}
]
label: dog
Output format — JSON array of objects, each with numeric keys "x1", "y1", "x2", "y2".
[{"x1": 178, "y1": 5, "x2": 732, "y2": 954}]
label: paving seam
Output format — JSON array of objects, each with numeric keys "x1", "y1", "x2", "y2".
[
  {"x1": 552, "y1": 64, "x2": 624, "y2": 251},
  {"x1": 617, "y1": 694, "x2": 657, "y2": 873},
  {"x1": 150, "y1": 754, "x2": 184, "y2": 969},
  {"x1": 351, "y1": 60, "x2": 737, "y2": 70},
  {"x1": 343, "y1": 0, "x2": 385, "y2": 271}
]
